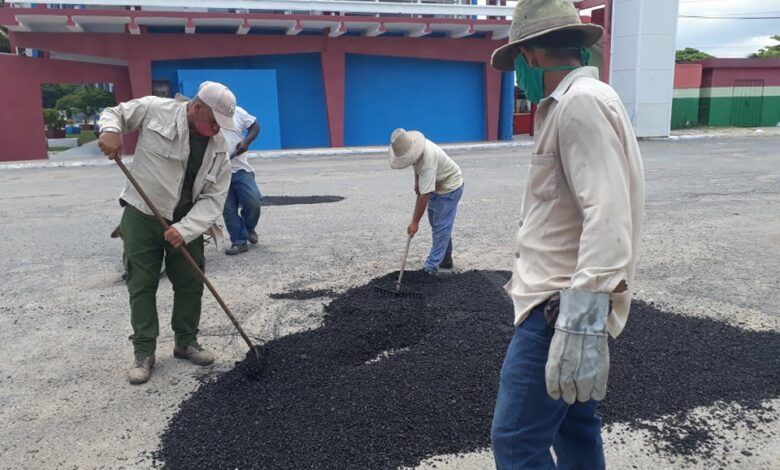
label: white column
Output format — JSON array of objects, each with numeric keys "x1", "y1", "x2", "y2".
[{"x1": 610, "y1": 0, "x2": 680, "y2": 137}]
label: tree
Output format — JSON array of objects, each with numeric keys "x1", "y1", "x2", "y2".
[
  {"x1": 56, "y1": 86, "x2": 115, "y2": 125},
  {"x1": 676, "y1": 48, "x2": 714, "y2": 63},
  {"x1": 0, "y1": 27, "x2": 10, "y2": 53},
  {"x1": 43, "y1": 108, "x2": 66, "y2": 130},
  {"x1": 749, "y1": 35, "x2": 780, "y2": 58},
  {"x1": 41, "y1": 84, "x2": 80, "y2": 109}
]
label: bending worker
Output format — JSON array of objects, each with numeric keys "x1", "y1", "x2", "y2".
[
  {"x1": 221, "y1": 105, "x2": 262, "y2": 256},
  {"x1": 98, "y1": 81, "x2": 236, "y2": 385},
  {"x1": 388, "y1": 128, "x2": 464, "y2": 274},
  {"x1": 489, "y1": 0, "x2": 645, "y2": 468}
]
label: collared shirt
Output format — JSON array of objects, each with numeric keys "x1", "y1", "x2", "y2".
[
  {"x1": 221, "y1": 106, "x2": 258, "y2": 174},
  {"x1": 505, "y1": 66, "x2": 645, "y2": 338},
  {"x1": 414, "y1": 140, "x2": 464, "y2": 195},
  {"x1": 99, "y1": 95, "x2": 231, "y2": 244}
]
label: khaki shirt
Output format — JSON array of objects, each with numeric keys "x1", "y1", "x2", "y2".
[
  {"x1": 505, "y1": 67, "x2": 645, "y2": 338},
  {"x1": 99, "y1": 96, "x2": 231, "y2": 245},
  {"x1": 414, "y1": 140, "x2": 464, "y2": 195}
]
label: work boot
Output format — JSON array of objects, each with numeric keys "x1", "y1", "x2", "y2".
[
  {"x1": 128, "y1": 354, "x2": 155, "y2": 385},
  {"x1": 225, "y1": 243, "x2": 249, "y2": 255},
  {"x1": 440, "y1": 253, "x2": 453, "y2": 270},
  {"x1": 173, "y1": 343, "x2": 215, "y2": 366},
  {"x1": 248, "y1": 231, "x2": 259, "y2": 245}
]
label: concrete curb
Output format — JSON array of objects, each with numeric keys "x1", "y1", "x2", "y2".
[{"x1": 0, "y1": 140, "x2": 534, "y2": 171}]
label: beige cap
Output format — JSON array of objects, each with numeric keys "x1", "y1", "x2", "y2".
[
  {"x1": 196, "y1": 81, "x2": 237, "y2": 131},
  {"x1": 491, "y1": 0, "x2": 603, "y2": 71},
  {"x1": 388, "y1": 128, "x2": 426, "y2": 169}
]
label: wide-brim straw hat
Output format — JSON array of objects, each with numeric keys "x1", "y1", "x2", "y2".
[
  {"x1": 491, "y1": 0, "x2": 604, "y2": 71},
  {"x1": 388, "y1": 128, "x2": 426, "y2": 169}
]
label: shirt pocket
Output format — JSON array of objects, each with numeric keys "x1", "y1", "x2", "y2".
[
  {"x1": 204, "y1": 151, "x2": 227, "y2": 186},
  {"x1": 139, "y1": 118, "x2": 176, "y2": 159},
  {"x1": 528, "y1": 153, "x2": 558, "y2": 201}
]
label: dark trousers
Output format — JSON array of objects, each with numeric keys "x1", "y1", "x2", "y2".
[
  {"x1": 120, "y1": 205, "x2": 204, "y2": 356},
  {"x1": 491, "y1": 306, "x2": 606, "y2": 469}
]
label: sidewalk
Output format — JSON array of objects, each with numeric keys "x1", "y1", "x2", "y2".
[{"x1": 0, "y1": 137, "x2": 534, "y2": 170}]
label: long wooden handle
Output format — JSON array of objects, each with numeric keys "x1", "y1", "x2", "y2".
[
  {"x1": 396, "y1": 234, "x2": 413, "y2": 289},
  {"x1": 114, "y1": 158, "x2": 255, "y2": 351}
]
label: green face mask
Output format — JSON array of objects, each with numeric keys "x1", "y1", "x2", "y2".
[{"x1": 513, "y1": 48, "x2": 591, "y2": 104}]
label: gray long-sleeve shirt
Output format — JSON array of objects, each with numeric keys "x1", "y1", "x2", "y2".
[{"x1": 99, "y1": 95, "x2": 230, "y2": 244}]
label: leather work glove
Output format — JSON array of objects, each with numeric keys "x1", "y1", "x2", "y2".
[{"x1": 545, "y1": 289, "x2": 610, "y2": 404}]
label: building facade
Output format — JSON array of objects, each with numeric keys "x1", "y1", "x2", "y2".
[
  {"x1": 671, "y1": 59, "x2": 780, "y2": 129},
  {"x1": 1, "y1": 1, "x2": 519, "y2": 161}
]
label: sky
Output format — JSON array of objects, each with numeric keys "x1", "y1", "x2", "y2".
[
  {"x1": 490, "y1": 0, "x2": 778, "y2": 58},
  {"x1": 676, "y1": 0, "x2": 780, "y2": 57}
]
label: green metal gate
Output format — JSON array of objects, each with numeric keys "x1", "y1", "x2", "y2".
[{"x1": 730, "y1": 79, "x2": 764, "y2": 127}]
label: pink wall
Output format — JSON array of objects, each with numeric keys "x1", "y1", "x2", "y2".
[
  {"x1": 0, "y1": 55, "x2": 131, "y2": 161},
  {"x1": 699, "y1": 59, "x2": 780, "y2": 88},
  {"x1": 674, "y1": 64, "x2": 703, "y2": 89}
]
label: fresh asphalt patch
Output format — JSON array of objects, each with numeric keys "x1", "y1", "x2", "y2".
[
  {"x1": 260, "y1": 196, "x2": 345, "y2": 206},
  {"x1": 157, "y1": 271, "x2": 779, "y2": 469}
]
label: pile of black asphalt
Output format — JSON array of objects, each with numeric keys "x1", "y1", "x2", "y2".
[{"x1": 157, "y1": 270, "x2": 779, "y2": 469}]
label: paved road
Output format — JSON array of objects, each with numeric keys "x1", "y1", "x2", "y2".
[{"x1": 0, "y1": 135, "x2": 778, "y2": 469}]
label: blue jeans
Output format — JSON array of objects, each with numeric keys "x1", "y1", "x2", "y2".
[
  {"x1": 223, "y1": 170, "x2": 261, "y2": 246},
  {"x1": 424, "y1": 184, "x2": 463, "y2": 272},
  {"x1": 491, "y1": 306, "x2": 605, "y2": 470}
]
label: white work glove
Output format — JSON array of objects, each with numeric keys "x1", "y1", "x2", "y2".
[{"x1": 545, "y1": 289, "x2": 610, "y2": 404}]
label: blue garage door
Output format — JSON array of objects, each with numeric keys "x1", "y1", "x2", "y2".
[
  {"x1": 344, "y1": 54, "x2": 485, "y2": 146},
  {"x1": 178, "y1": 69, "x2": 282, "y2": 151}
]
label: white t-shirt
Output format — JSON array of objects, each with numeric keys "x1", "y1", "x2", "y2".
[
  {"x1": 413, "y1": 140, "x2": 463, "y2": 195},
  {"x1": 220, "y1": 106, "x2": 258, "y2": 174}
]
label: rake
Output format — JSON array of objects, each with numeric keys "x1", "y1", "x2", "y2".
[{"x1": 374, "y1": 234, "x2": 423, "y2": 299}]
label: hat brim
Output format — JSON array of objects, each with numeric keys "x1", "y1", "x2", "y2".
[
  {"x1": 490, "y1": 24, "x2": 604, "y2": 71},
  {"x1": 214, "y1": 110, "x2": 235, "y2": 132},
  {"x1": 389, "y1": 131, "x2": 426, "y2": 169}
]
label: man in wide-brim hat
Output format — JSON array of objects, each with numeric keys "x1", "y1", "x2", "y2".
[
  {"x1": 388, "y1": 128, "x2": 464, "y2": 274},
  {"x1": 489, "y1": 1, "x2": 645, "y2": 468}
]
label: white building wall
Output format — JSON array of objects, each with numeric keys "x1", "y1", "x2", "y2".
[{"x1": 610, "y1": 0, "x2": 679, "y2": 137}]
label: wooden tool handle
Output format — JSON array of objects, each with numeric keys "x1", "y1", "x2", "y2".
[
  {"x1": 114, "y1": 158, "x2": 255, "y2": 351},
  {"x1": 396, "y1": 234, "x2": 413, "y2": 289}
]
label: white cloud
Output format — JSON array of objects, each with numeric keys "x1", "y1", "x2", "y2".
[{"x1": 676, "y1": 0, "x2": 780, "y2": 57}]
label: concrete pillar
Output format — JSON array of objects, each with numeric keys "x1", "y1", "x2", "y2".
[
  {"x1": 484, "y1": 65, "x2": 502, "y2": 141},
  {"x1": 610, "y1": 0, "x2": 680, "y2": 137},
  {"x1": 321, "y1": 40, "x2": 345, "y2": 147},
  {"x1": 127, "y1": 59, "x2": 152, "y2": 98}
]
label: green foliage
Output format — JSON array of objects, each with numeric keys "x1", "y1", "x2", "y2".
[
  {"x1": 55, "y1": 86, "x2": 116, "y2": 124},
  {"x1": 0, "y1": 27, "x2": 9, "y2": 53},
  {"x1": 43, "y1": 108, "x2": 66, "y2": 130},
  {"x1": 675, "y1": 48, "x2": 714, "y2": 63},
  {"x1": 749, "y1": 35, "x2": 780, "y2": 58},
  {"x1": 41, "y1": 84, "x2": 80, "y2": 109}
]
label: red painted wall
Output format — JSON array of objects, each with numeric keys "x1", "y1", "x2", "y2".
[
  {"x1": 699, "y1": 59, "x2": 780, "y2": 88},
  {"x1": 0, "y1": 55, "x2": 131, "y2": 161},
  {"x1": 674, "y1": 64, "x2": 703, "y2": 89}
]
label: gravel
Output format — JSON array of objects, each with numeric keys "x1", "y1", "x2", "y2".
[{"x1": 157, "y1": 271, "x2": 779, "y2": 469}]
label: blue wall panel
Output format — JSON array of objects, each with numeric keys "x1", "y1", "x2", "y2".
[
  {"x1": 499, "y1": 71, "x2": 515, "y2": 140},
  {"x1": 344, "y1": 54, "x2": 485, "y2": 146},
  {"x1": 179, "y1": 70, "x2": 282, "y2": 151},
  {"x1": 152, "y1": 54, "x2": 329, "y2": 149}
]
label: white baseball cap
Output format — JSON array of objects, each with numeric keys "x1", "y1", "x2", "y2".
[{"x1": 196, "y1": 81, "x2": 237, "y2": 131}]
